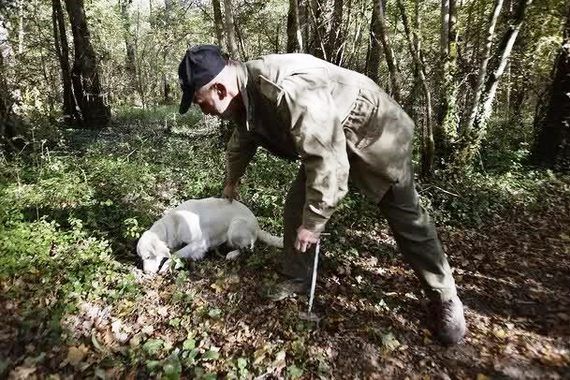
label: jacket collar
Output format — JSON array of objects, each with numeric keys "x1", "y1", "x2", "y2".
[{"x1": 236, "y1": 61, "x2": 253, "y2": 131}]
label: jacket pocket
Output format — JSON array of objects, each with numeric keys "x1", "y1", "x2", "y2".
[
  {"x1": 257, "y1": 75, "x2": 284, "y2": 104},
  {"x1": 341, "y1": 90, "x2": 379, "y2": 149}
]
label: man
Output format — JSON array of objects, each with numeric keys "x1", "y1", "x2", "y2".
[{"x1": 177, "y1": 45, "x2": 466, "y2": 345}]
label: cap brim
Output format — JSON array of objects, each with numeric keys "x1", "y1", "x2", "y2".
[{"x1": 179, "y1": 87, "x2": 194, "y2": 114}]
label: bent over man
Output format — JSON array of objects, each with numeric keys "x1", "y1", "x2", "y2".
[{"x1": 177, "y1": 45, "x2": 466, "y2": 345}]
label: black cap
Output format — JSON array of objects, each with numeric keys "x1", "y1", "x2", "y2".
[{"x1": 178, "y1": 45, "x2": 226, "y2": 114}]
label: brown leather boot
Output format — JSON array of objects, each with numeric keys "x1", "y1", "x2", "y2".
[{"x1": 428, "y1": 295, "x2": 467, "y2": 345}]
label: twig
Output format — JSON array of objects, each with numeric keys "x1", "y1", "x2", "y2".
[{"x1": 420, "y1": 185, "x2": 460, "y2": 197}]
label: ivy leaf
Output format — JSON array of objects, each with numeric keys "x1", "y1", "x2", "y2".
[
  {"x1": 182, "y1": 338, "x2": 196, "y2": 351},
  {"x1": 162, "y1": 353, "x2": 182, "y2": 380},
  {"x1": 237, "y1": 357, "x2": 247, "y2": 369},
  {"x1": 143, "y1": 339, "x2": 164, "y2": 356},
  {"x1": 287, "y1": 364, "x2": 303, "y2": 379},
  {"x1": 208, "y1": 308, "x2": 222, "y2": 319},
  {"x1": 203, "y1": 349, "x2": 220, "y2": 361}
]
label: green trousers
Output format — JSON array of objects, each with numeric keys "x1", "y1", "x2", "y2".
[{"x1": 279, "y1": 168, "x2": 457, "y2": 301}]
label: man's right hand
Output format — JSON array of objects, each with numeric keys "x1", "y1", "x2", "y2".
[{"x1": 222, "y1": 182, "x2": 239, "y2": 201}]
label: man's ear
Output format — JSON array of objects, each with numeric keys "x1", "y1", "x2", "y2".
[{"x1": 213, "y1": 82, "x2": 227, "y2": 100}]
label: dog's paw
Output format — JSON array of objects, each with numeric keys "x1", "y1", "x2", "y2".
[{"x1": 225, "y1": 250, "x2": 241, "y2": 260}]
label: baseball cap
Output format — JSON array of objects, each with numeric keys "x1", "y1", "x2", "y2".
[{"x1": 178, "y1": 45, "x2": 226, "y2": 114}]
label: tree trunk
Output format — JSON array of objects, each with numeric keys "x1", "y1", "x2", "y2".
[
  {"x1": 162, "y1": 0, "x2": 173, "y2": 104},
  {"x1": 397, "y1": 0, "x2": 433, "y2": 176},
  {"x1": 441, "y1": 0, "x2": 449, "y2": 58},
  {"x1": 52, "y1": 0, "x2": 80, "y2": 124},
  {"x1": 454, "y1": 0, "x2": 533, "y2": 168},
  {"x1": 287, "y1": 0, "x2": 303, "y2": 53},
  {"x1": 532, "y1": 5, "x2": 570, "y2": 171},
  {"x1": 464, "y1": 0, "x2": 504, "y2": 132},
  {"x1": 438, "y1": 0, "x2": 459, "y2": 158},
  {"x1": 307, "y1": 0, "x2": 327, "y2": 59},
  {"x1": 336, "y1": 0, "x2": 352, "y2": 66},
  {"x1": 346, "y1": 0, "x2": 366, "y2": 70},
  {"x1": 365, "y1": 1, "x2": 381, "y2": 83},
  {"x1": 373, "y1": 0, "x2": 401, "y2": 103},
  {"x1": 325, "y1": 0, "x2": 343, "y2": 64},
  {"x1": 120, "y1": 0, "x2": 136, "y2": 98},
  {"x1": 0, "y1": 13, "x2": 21, "y2": 151},
  {"x1": 233, "y1": 17, "x2": 247, "y2": 60},
  {"x1": 222, "y1": 0, "x2": 239, "y2": 58},
  {"x1": 64, "y1": 0, "x2": 110, "y2": 129},
  {"x1": 17, "y1": 0, "x2": 24, "y2": 54},
  {"x1": 299, "y1": 0, "x2": 309, "y2": 53},
  {"x1": 212, "y1": 0, "x2": 226, "y2": 49}
]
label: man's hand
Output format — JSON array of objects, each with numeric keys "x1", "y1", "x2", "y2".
[
  {"x1": 222, "y1": 182, "x2": 239, "y2": 201},
  {"x1": 295, "y1": 226, "x2": 320, "y2": 253}
]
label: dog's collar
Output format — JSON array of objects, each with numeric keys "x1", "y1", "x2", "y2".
[
  {"x1": 236, "y1": 62, "x2": 253, "y2": 131},
  {"x1": 157, "y1": 256, "x2": 169, "y2": 273}
]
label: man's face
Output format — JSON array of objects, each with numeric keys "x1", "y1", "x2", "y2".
[
  {"x1": 193, "y1": 86, "x2": 221, "y2": 116},
  {"x1": 193, "y1": 84, "x2": 239, "y2": 120}
]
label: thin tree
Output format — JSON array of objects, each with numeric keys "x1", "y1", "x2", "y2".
[
  {"x1": 223, "y1": 0, "x2": 239, "y2": 58},
  {"x1": 438, "y1": 0, "x2": 460, "y2": 155},
  {"x1": 212, "y1": 0, "x2": 226, "y2": 49},
  {"x1": 64, "y1": 0, "x2": 110, "y2": 128},
  {"x1": 0, "y1": 11, "x2": 19, "y2": 151},
  {"x1": 119, "y1": 0, "x2": 136, "y2": 98},
  {"x1": 287, "y1": 0, "x2": 303, "y2": 53},
  {"x1": 373, "y1": 0, "x2": 401, "y2": 103},
  {"x1": 366, "y1": 1, "x2": 381, "y2": 83},
  {"x1": 454, "y1": 0, "x2": 533, "y2": 168},
  {"x1": 52, "y1": 0, "x2": 80, "y2": 125},
  {"x1": 464, "y1": 0, "x2": 505, "y2": 132},
  {"x1": 299, "y1": 0, "x2": 309, "y2": 52},
  {"x1": 532, "y1": 5, "x2": 570, "y2": 171},
  {"x1": 441, "y1": 0, "x2": 449, "y2": 58},
  {"x1": 397, "y1": 0, "x2": 433, "y2": 176},
  {"x1": 162, "y1": 0, "x2": 173, "y2": 103},
  {"x1": 325, "y1": 0, "x2": 343, "y2": 63},
  {"x1": 17, "y1": 0, "x2": 24, "y2": 53}
]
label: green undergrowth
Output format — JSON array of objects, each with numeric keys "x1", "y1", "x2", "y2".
[{"x1": 0, "y1": 107, "x2": 567, "y2": 377}]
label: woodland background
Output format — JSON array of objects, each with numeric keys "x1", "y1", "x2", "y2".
[{"x1": 0, "y1": 0, "x2": 569, "y2": 378}]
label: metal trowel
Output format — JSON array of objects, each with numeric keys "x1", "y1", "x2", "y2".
[{"x1": 299, "y1": 238, "x2": 323, "y2": 323}]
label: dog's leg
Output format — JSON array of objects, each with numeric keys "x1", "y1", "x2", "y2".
[
  {"x1": 174, "y1": 242, "x2": 208, "y2": 261},
  {"x1": 225, "y1": 250, "x2": 241, "y2": 260}
]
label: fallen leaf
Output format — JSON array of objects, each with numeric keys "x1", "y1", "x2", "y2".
[
  {"x1": 381, "y1": 332, "x2": 401, "y2": 352},
  {"x1": 8, "y1": 365, "x2": 36, "y2": 379},
  {"x1": 66, "y1": 345, "x2": 88, "y2": 367}
]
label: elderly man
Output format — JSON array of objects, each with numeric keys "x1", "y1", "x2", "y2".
[{"x1": 177, "y1": 45, "x2": 466, "y2": 345}]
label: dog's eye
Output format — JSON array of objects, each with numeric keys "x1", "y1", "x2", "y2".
[{"x1": 142, "y1": 253, "x2": 153, "y2": 260}]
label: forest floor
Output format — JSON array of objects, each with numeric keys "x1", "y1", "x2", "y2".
[{"x1": 1, "y1": 110, "x2": 569, "y2": 379}]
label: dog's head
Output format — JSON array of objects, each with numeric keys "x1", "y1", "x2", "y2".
[{"x1": 136, "y1": 231, "x2": 171, "y2": 274}]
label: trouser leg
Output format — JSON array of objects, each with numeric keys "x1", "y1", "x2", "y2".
[
  {"x1": 378, "y1": 178, "x2": 457, "y2": 301},
  {"x1": 279, "y1": 167, "x2": 313, "y2": 283}
]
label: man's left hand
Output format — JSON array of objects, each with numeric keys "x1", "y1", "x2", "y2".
[{"x1": 295, "y1": 226, "x2": 320, "y2": 253}]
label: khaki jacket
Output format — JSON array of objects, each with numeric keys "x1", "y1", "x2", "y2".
[{"x1": 226, "y1": 54, "x2": 414, "y2": 233}]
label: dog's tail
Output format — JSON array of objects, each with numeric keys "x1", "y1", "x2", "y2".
[{"x1": 257, "y1": 229, "x2": 284, "y2": 248}]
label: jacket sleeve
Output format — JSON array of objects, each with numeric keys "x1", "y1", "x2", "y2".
[
  {"x1": 225, "y1": 127, "x2": 258, "y2": 184},
  {"x1": 279, "y1": 72, "x2": 350, "y2": 233}
]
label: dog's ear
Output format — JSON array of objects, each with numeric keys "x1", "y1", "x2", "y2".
[{"x1": 154, "y1": 239, "x2": 171, "y2": 258}]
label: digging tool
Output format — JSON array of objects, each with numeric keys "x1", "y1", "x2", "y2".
[{"x1": 299, "y1": 237, "x2": 325, "y2": 323}]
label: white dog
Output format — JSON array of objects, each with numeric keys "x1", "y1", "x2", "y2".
[{"x1": 136, "y1": 197, "x2": 283, "y2": 274}]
